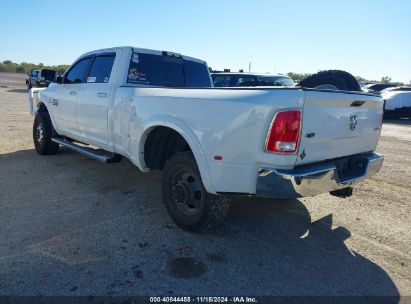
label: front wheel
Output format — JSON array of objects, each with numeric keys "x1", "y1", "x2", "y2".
[
  {"x1": 161, "y1": 151, "x2": 231, "y2": 232},
  {"x1": 33, "y1": 110, "x2": 59, "y2": 155}
]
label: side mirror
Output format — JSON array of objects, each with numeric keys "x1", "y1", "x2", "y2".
[{"x1": 55, "y1": 76, "x2": 63, "y2": 84}]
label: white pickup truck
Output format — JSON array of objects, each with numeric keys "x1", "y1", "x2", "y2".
[{"x1": 29, "y1": 46, "x2": 384, "y2": 232}]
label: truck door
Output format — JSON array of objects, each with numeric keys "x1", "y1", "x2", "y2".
[
  {"x1": 52, "y1": 57, "x2": 92, "y2": 135},
  {"x1": 76, "y1": 52, "x2": 118, "y2": 145}
]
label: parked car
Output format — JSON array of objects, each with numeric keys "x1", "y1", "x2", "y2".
[
  {"x1": 381, "y1": 86, "x2": 411, "y2": 118},
  {"x1": 28, "y1": 46, "x2": 384, "y2": 232},
  {"x1": 212, "y1": 72, "x2": 295, "y2": 87},
  {"x1": 26, "y1": 69, "x2": 57, "y2": 89},
  {"x1": 362, "y1": 83, "x2": 397, "y2": 93}
]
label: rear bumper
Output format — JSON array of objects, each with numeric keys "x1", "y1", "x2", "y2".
[{"x1": 256, "y1": 153, "x2": 383, "y2": 199}]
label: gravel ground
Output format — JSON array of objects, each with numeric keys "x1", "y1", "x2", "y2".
[{"x1": 0, "y1": 74, "x2": 410, "y2": 301}]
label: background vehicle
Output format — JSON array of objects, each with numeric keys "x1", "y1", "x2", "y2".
[
  {"x1": 28, "y1": 46, "x2": 384, "y2": 232},
  {"x1": 212, "y1": 72, "x2": 295, "y2": 87},
  {"x1": 362, "y1": 83, "x2": 397, "y2": 93},
  {"x1": 26, "y1": 69, "x2": 56, "y2": 89},
  {"x1": 381, "y1": 86, "x2": 411, "y2": 118},
  {"x1": 212, "y1": 70, "x2": 363, "y2": 92}
]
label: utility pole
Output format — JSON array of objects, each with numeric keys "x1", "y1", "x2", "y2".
[{"x1": 248, "y1": 62, "x2": 251, "y2": 73}]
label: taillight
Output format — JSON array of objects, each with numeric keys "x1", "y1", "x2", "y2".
[{"x1": 265, "y1": 110, "x2": 302, "y2": 153}]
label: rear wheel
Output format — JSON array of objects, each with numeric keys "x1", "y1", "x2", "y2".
[
  {"x1": 161, "y1": 151, "x2": 231, "y2": 232},
  {"x1": 299, "y1": 70, "x2": 361, "y2": 92},
  {"x1": 33, "y1": 110, "x2": 59, "y2": 155}
]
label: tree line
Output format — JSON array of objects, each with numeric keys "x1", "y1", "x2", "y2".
[
  {"x1": 1, "y1": 60, "x2": 407, "y2": 85},
  {"x1": 0, "y1": 60, "x2": 69, "y2": 75}
]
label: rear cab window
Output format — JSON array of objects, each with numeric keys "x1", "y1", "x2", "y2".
[{"x1": 127, "y1": 52, "x2": 211, "y2": 87}]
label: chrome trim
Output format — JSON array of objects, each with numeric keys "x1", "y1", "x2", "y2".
[
  {"x1": 35, "y1": 122, "x2": 44, "y2": 144},
  {"x1": 256, "y1": 153, "x2": 384, "y2": 199}
]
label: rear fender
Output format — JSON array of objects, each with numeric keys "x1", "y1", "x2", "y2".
[{"x1": 140, "y1": 116, "x2": 216, "y2": 194}]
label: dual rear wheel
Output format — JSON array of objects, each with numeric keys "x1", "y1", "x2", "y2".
[
  {"x1": 33, "y1": 111, "x2": 230, "y2": 232},
  {"x1": 161, "y1": 151, "x2": 231, "y2": 232}
]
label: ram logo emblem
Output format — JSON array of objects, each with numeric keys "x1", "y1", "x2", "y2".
[{"x1": 349, "y1": 114, "x2": 358, "y2": 131}]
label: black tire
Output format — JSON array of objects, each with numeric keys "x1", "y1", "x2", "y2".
[
  {"x1": 33, "y1": 110, "x2": 59, "y2": 155},
  {"x1": 299, "y1": 70, "x2": 361, "y2": 92},
  {"x1": 161, "y1": 151, "x2": 231, "y2": 232}
]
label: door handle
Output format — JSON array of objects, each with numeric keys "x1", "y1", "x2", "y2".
[
  {"x1": 96, "y1": 92, "x2": 108, "y2": 98},
  {"x1": 69, "y1": 91, "x2": 77, "y2": 96}
]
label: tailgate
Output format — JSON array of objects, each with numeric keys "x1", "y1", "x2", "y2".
[{"x1": 296, "y1": 90, "x2": 383, "y2": 165}]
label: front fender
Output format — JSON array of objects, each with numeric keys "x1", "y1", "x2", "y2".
[
  {"x1": 28, "y1": 87, "x2": 47, "y2": 115},
  {"x1": 141, "y1": 115, "x2": 216, "y2": 195},
  {"x1": 29, "y1": 88, "x2": 60, "y2": 134}
]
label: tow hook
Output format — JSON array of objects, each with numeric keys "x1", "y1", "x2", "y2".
[{"x1": 330, "y1": 187, "x2": 353, "y2": 198}]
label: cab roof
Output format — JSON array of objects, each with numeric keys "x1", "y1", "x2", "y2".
[{"x1": 81, "y1": 46, "x2": 206, "y2": 65}]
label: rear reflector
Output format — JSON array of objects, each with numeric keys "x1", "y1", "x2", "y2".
[{"x1": 265, "y1": 110, "x2": 302, "y2": 153}]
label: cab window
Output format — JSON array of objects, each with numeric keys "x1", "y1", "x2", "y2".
[
  {"x1": 126, "y1": 52, "x2": 211, "y2": 87},
  {"x1": 86, "y1": 54, "x2": 116, "y2": 83},
  {"x1": 64, "y1": 57, "x2": 92, "y2": 84}
]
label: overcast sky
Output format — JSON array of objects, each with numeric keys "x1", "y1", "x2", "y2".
[{"x1": 1, "y1": 0, "x2": 410, "y2": 83}]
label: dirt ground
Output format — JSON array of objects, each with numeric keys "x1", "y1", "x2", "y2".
[{"x1": 0, "y1": 73, "x2": 410, "y2": 301}]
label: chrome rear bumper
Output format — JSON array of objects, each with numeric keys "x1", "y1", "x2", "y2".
[{"x1": 256, "y1": 153, "x2": 383, "y2": 199}]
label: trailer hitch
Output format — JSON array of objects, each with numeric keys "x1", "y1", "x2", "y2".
[{"x1": 330, "y1": 187, "x2": 354, "y2": 198}]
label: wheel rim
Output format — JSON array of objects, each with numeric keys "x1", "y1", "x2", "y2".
[
  {"x1": 171, "y1": 171, "x2": 202, "y2": 215},
  {"x1": 35, "y1": 122, "x2": 44, "y2": 144},
  {"x1": 314, "y1": 84, "x2": 339, "y2": 90}
]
